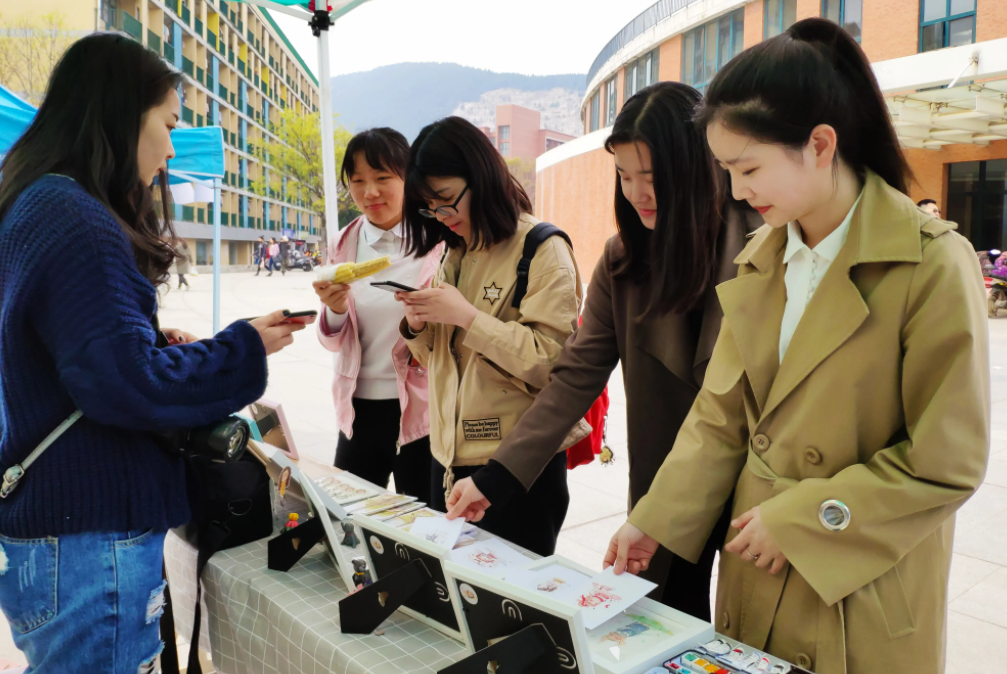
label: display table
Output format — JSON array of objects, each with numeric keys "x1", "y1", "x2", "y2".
[{"x1": 164, "y1": 531, "x2": 469, "y2": 674}]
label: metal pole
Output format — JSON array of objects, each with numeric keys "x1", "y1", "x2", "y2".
[
  {"x1": 316, "y1": 17, "x2": 339, "y2": 255},
  {"x1": 213, "y1": 178, "x2": 222, "y2": 334}
]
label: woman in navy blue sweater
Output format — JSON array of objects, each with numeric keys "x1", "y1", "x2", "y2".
[{"x1": 0, "y1": 35, "x2": 306, "y2": 670}]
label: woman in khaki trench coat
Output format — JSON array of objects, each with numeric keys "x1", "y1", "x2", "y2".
[{"x1": 606, "y1": 20, "x2": 990, "y2": 674}]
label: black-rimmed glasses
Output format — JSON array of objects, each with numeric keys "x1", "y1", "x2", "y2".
[{"x1": 418, "y1": 185, "x2": 468, "y2": 219}]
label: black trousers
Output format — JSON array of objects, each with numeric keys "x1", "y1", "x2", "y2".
[
  {"x1": 430, "y1": 452, "x2": 569, "y2": 558},
  {"x1": 335, "y1": 398, "x2": 432, "y2": 503},
  {"x1": 640, "y1": 495, "x2": 733, "y2": 621}
]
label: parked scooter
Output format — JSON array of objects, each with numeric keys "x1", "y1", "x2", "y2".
[{"x1": 987, "y1": 249, "x2": 1007, "y2": 317}]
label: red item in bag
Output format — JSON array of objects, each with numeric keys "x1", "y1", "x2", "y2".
[{"x1": 566, "y1": 316, "x2": 611, "y2": 469}]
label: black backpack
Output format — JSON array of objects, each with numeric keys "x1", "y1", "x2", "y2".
[{"x1": 512, "y1": 222, "x2": 572, "y2": 308}]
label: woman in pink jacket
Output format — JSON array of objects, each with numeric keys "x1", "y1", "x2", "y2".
[{"x1": 314, "y1": 128, "x2": 443, "y2": 501}]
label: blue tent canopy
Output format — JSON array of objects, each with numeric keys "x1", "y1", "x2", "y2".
[{"x1": 0, "y1": 83, "x2": 224, "y2": 180}]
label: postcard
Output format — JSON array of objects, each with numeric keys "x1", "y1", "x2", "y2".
[
  {"x1": 504, "y1": 563, "x2": 592, "y2": 605},
  {"x1": 343, "y1": 492, "x2": 417, "y2": 516},
  {"x1": 575, "y1": 566, "x2": 657, "y2": 630},
  {"x1": 588, "y1": 609, "x2": 678, "y2": 663},
  {"x1": 314, "y1": 475, "x2": 377, "y2": 505},
  {"x1": 408, "y1": 515, "x2": 466, "y2": 550},
  {"x1": 384, "y1": 507, "x2": 440, "y2": 530},
  {"x1": 367, "y1": 501, "x2": 426, "y2": 521},
  {"x1": 448, "y1": 537, "x2": 532, "y2": 577}
]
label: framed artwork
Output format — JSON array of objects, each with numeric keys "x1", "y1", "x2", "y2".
[
  {"x1": 444, "y1": 555, "x2": 594, "y2": 674},
  {"x1": 247, "y1": 399, "x2": 298, "y2": 459},
  {"x1": 585, "y1": 596, "x2": 714, "y2": 674},
  {"x1": 356, "y1": 516, "x2": 470, "y2": 645}
]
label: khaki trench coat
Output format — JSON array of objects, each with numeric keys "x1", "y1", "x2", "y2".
[
  {"x1": 630, "y1": 171, "x2": 990, "y2": 674},
  {"x1": 402, "y1": 214, "x2": 586, "y2": 470}
]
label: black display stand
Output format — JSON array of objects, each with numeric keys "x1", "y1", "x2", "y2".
[
  {"x1": 267, "y1": 517, "x2": 326, "y2": 572},
  {"x1": 339, "y1": 558, "x2": 431, "y2": 634},
  {"x1": 438, "y1": 623, "x2": 554, "y2": 674}
]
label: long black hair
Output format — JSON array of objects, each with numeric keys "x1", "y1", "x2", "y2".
[
  {"x1": 696, "y1": 17, "x2": 911, "y2": 194},
  {"x1": 0, "y1": 33, "x2": 181, "y2": 286},
  {"x1": 403, "y1": 116, "x2": 532, "y2": 256},
  {"x1": 340, "y1": 127, "x2": 410, "y2": 186},
  {"x1": 606, "y1": 81, "x2": 724, "y2": 316}
]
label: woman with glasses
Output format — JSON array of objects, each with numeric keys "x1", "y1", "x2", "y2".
[
  {"x1": 396, "y1": 116, "x2": 584, "y2": 556},
  {"x1": 314, "y1": 128, "x2": 440, "y2": 502}
]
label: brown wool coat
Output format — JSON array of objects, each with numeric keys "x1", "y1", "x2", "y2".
[{"x1": 630, "y1": 171, "x2": 991, "y2": 674}]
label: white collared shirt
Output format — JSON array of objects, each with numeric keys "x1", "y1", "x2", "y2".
[
  {"x1": 327, "y1": 217, "x2": 426, "y2": 399},
  {"x1": 779, "y1": 191, "x2": 863, "y2": 363}
]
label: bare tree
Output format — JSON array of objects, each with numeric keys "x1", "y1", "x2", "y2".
[{"x1": 0, "y1": 11, "x2": 72, "y2": 106}]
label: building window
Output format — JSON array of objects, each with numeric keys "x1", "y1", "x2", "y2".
[
  {"x1": 919, "y1": 0, "x2": 976, "y2": 53},
  {"x1": 622, "y1": 49, "x2": 660, "y2": 103},
  {"x1": 947, "y1": 160, "x2": 1007, "y2": 252},
  {"x1": 500, "y1": 141, "x2": 510, "y2": 156},
  {"x1": 765, "y1": 0, "x2": 797, "y2": 38},
  {"x1": 822, "y1": 0, "x2": 863, "y2": 41},
  {"x1": 545, "y1": 138, "x2": 565, "y2": 151},
  {"x1": 499, "y1": 125, "x2": 510, "y2": 141},
  {"x1": 605, "y1": 77, "x2": 617, "y2": 126},
  {"x1": 682, "y1": 9, "x2": 744, "y2": 94},
  {"x1": 590, "y1": 91, "x2": 600, "y2": 132}
]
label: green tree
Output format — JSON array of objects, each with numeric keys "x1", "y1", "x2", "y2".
[
  {"x1": 250, "y1": 108, "x2": 358, "y2": 245},
  {"x1": 0, "y1": 11, "x2": 72, "y2": 106},
  {"x1": 506, "y1": 156, "x2": 537, "y2": 207}
]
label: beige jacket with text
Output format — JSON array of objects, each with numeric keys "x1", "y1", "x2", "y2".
[
  {"x1": 630, "y1": 171, "x2": 990, "y2": 674},
  {"x1": 402, "y1": 214, "x2": 585, "y2": 470}
]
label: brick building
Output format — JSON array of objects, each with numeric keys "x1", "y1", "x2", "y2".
[
  {"x1": 537, "y1": 0, "x2": 1007, "y2": 275},
  {"x1": 481, "y1": 103, "x2": 576, "y2": 163}
]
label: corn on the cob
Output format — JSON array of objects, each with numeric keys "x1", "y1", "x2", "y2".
[{"x1": 315, "y1": 256, "x2": 391, "y2": 284}]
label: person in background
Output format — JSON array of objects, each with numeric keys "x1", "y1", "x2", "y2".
[
  {"x1": 396, "y1": 117, "x2": 584, "y2": 557},
  {"x1": 279, "y1": 235, "x2": 290, "y2": 275},
  {"x1": 605, "y1": 19, "x2": 988, "y2": 674},
  {"x1": 314, "y1": 128, "x2": 439, "y2": 501},
  {"x1": 917, "y1": 198, "x2": 940, "y2": 218},
  {"x1": 175, "y1": 238, "x2": 193, "y2": 290},
  {"x1": 268, "y1": 237, "x2": 279, "y2": 276},
  {"x1": 445, "y1": 82, "x2": 762, "y2": 619},
  {"x1": 254, "y1": 235, "x2": 266, "y2": 275},
  {"x1": 0, "y1": 33, "x2": 306, "y2": 670}
]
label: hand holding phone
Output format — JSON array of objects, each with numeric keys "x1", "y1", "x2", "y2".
[
  {"x1": 370, "y1": 280, "x2": 418, "y2": 293},
  {"x1": 279, "y1": 310, "x2": 318, "y2": 325}
]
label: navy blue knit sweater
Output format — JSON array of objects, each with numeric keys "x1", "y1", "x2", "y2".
[{"x1": 0, "y1": 175, "x2": 268, "y2": 538}]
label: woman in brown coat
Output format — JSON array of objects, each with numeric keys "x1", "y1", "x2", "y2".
[
  {"x1": 444, "y1": 82, "x2": 760, "y2": 619},
  {"x1": 606, "y1": 20, "x2": 989, "y2": 674}
]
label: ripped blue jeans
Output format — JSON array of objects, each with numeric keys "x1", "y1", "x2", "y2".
[{"x1": 0, "y1": 530, "x2": 167, "y2": 673}]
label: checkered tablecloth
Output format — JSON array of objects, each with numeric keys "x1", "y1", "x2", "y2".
[{"x1": 164, "y1": 530, "x2": 468, "y2": 674}]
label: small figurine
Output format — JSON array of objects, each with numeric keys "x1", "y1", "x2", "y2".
[
  {"x1": 340, "y1": 520, "x2": 360, "y2": 548},
  {"x1": 351, "y1": 558, "x2": 373, "y2": 589},
  {"x1": 285, "y1": 513, "x2": 299, "y2": 530},
  {"x1": 277, "y1": 466, "x2": 292, "y2": 503}
]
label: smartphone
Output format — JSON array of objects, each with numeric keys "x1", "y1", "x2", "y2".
[
  {"x1": 240, "y1": 310, "x2": 318, "y2": 324},
  {"x1": 280, "y1": 310, "x2": 318, "y2": 325},
  {"x1": 370, "y1": 281, "x2": 418, "y2": 293}
]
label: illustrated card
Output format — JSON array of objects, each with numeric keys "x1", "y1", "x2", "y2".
[
  {"x1": 344, "y1": 492, "x2": 417, "y2": 516},
  {"x1": 588, "y1": 609, "x2": 680, "y2": 666},
  {"x1": 408, "y1": 515, "x2": 466, "y2": 550},
  {"x1": 315, "y1": 474, "x2": 377, "y2": 505},
  {"x1": 506, "y1": 563, "x2": 592, "y2": 605},
  {"x1": 449, "y1": 537, "x2": 533, "y2": 577},
  {"x1": 385, "y1": 507, "x2": 440, "y2": 530},
  {"x1": 368, "y1": 501, "x2": 426, "y2": 521},
  {"x1": 575, "y1": 567, "x2": 657, "y2": 630}
]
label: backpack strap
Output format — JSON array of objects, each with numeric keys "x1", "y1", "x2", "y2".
[{"x1": 512, "y1": 222, "x2": 572, "y2": 309}]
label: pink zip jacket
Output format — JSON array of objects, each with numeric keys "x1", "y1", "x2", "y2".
[{"x1": 317, "y1": 217, "x2": 444, "y2": 446}]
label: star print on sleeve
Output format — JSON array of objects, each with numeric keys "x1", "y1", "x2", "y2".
[{"x1": 483, "y1": 283, "x2": 502, "y2": 305}]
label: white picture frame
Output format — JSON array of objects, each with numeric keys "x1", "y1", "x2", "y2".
[
  {"x1": 267, "y1": 449, "x2": 363, "y2": 590},
  {"x1": 246, "y1": 398, "x2": 299, "y2": 459},
  {"x1": 355, "y1": 515, "x2": 470, "y2": 647},
  {"x1": 444, "y1": 556, "x2": 596, "y2": 674}
]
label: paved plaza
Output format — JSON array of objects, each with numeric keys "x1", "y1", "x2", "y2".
[{"x1": 1, "y1": 269, "x2": 1005, "y2": 670}]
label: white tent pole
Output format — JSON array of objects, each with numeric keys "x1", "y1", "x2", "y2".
[
  {"x1": 316, "y1": 23, "x2": 339, "y2": 258},
  {"x1": 213, "y1": 178, "x2": 222, "y2": 334}
]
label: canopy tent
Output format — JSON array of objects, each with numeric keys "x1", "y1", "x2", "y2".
[
  {"x1": 235, "y1": 0, "x2": 372, "y2": 258},
  {"x1": 0, "y1": 83, "x2": 229, "y2": 332}
]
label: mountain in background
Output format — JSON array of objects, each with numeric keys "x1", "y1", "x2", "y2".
[{"x1": 330, "y1": 62, "x2": 585, "y2": 141}]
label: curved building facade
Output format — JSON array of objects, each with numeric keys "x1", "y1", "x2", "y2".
[{"x1": 538, "y1": 0, "x2": 1007, "y2": 274}]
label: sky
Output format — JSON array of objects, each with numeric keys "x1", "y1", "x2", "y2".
[{"x1": 268, "y1": 0, "x2": 661, "y2": 79}]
